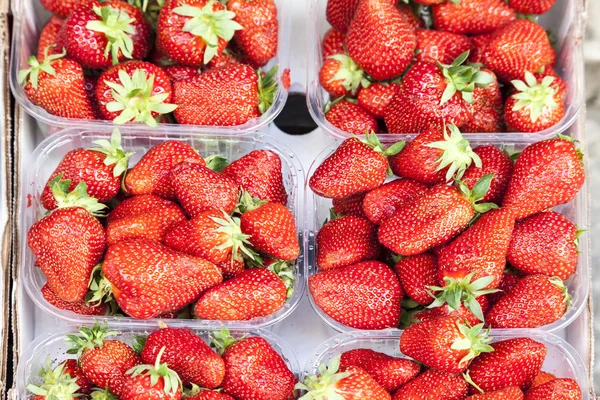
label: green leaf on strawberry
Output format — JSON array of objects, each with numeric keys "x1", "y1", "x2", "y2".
[
  {"x1": 86, "y1": 5, "x2": 137, "y2": 65},
  {"x1": 90, "y1": 128, "x2": 135, "y2": 178}
]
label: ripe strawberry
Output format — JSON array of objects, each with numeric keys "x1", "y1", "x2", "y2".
[
  {"x1": 27, "y1": 358, "x2": 82, "y2": 400},
  {"x1": 461, "y1": 145, "x2": 513, "y2": 205},
  {"x1": 416, "y1": 29, "x2": 472, "y2": 64},
  {"x1": 357, "y1": 83, "x2": 401, "y2": 119},
  {"x1": 389, "y1": 124, "x2": 482, "y2": 185},
  {"x1": 124, "y1": 140, "x2": 205, "y2": 199},
  {"x1": 206, "y1": 51, "x2": 241, "y2": 70},
  {"x1": 395, "y1": 253, "x2": 438, "y2": 305},
  {"x1": 524, "y1": 378, "x2": 581, "y2": 400},
  {"x1": 487, "y1": 271, "x2": 521, "y2": 305},
  {"x1": 482, "y1": 20, "x2": 555, "y2": 82},
  {"x1": 214, "y1": 330, "x2": 297, "y2": 400},
  {"x1": 185, "y1": 387, "x2": 235, "y2": 400},
  {"x1": 41, "y1": 283, "x2": 107, "y2": 316},
  {"x1": 339, "y1": 349, "x2": 420, "y2": 392},
  {"x1": 40, "y1": 0, "x2": 93, "y2": 17},
  {"x1": 332, "y1": 193, "x2": 366, "y2": 217},
  {"x1": 37, "y1": 17, "x2": 65, "y2": 60},
  {"x1": 170, "y1": 162, "x2": 239, "y2": 218},
  {"x1": 141, "y1": 326, "x2": 225, "y2": 388},
  {"x1": 401, "y1": 316, "x2": 493, "y2": 373},
  {"x1": 378, "y1": 175, "x2": 497, "y2": 256},
  {"x1": 60, "y1": 360, "x2": 94, "y2": 395},
  {"x1": 308, "y1": 261, "x2": 402, "y2": 329},
  {"x1": 414, "y1": 295, "x2": 491, "y2": 326},
  {"x1": 432, "y1": 0, "x2": 516, "y2": 35},
  {"x1": 534, "y1": 66, "x2": 567, "y2": 102},
  {"x1": 469, "y1": 34, "x2": 493, "y2": 63},
  {"x1": 467, "y1": 386, "x2": 523, "y2": 399},
  {"x1": 163, "y1": 65, "x2": 201, "y2": 82},
  {"x1": 228, "y1": 0, "x2": 277, "y2": 67},
  {"x1": 465, "y1": 337, "x2": 546, "y2": 393},
  {"x1": 485, "y1": 274, "x2": 569, "y2": 328},
  {"x1": 325, "y1": 0, "x2": 360, "y2": 32},
  {"x1": 320, "y1": 54, "x2": 369, "y2": 97},
  {"x1": 346, "y1": 0, "x2": 416, "y2": 80},
  {"x1": 325, "y1": 99, "x2": 379, "y2": 134},
  {"x1": 66, "y1": 323, "x2": 141, "y2": 396},
  {"x1": 462, "y1": 70, "x2": 504, "y2": 133},
  {"x1": 531, "y1": 371, "x2": 556, "y2": 388},
  {"x1": 322, "y1": 28, "x2": 345, "y2": 60},
  {"x1": 397, "y1": 3, "x2": 425, "y2": 31},
  {"x1": 309, "y1": 133, "x2": 404, "y2": 198},
  {"x1": 222, "y1": 149, "x2": 288, "y2": 205},
  {"x1": 508, "y1": 0, "x2": 556, "y2": 15},
  {"x1": 122, "y1": 347, "x2": 182, "y2": 400},
  {"x1": 502, "y1": 136, "x2": 585, "y2": 221},
  {"x1": 62, "y1": 1, "x2": 151, "y2": 68},
  {"x1": 392, "y1": 369, "x2": 469, "y2": 400},
  {"x1": 102, "y1": 239, "x2": 223, "y2": 319},
  {"x1": 362, "y1": 179, "x2": 427, "y2": 225}
]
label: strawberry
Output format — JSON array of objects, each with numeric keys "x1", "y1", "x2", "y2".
[
  {"x1": 325, "y1": 0, "x2": 360, "y2": 33},
  {"x1": 466, "y1": 386, "x2": 523, "y2": 399},
  {"x1": 60, "y1": 360, "x2": 94, "y2": 395},
  {"x1": 462, "y1": 70, "x2": 504, "y2": 133},
  {"x1": 501, "y1": 135, "x2": 585, "y2": 221},
  {"x1": 19, "y1": 51, "x2": 98, "y2": 119},
  {"x1": 325, "y1": 99, "x2": 379, "y2": 134},
  {"x1": 505, "y1": 71, "x2": 565, "y2": 132},
  {"x1": 469, "y1": 34, "x2": 493, "y2": 63},
  {"x1": 170, "y1": 162, "x2": 239, "y2": 218},
  {"x1": 41, "y1": 283, "x2": 107, "y2": 316},
  {"x1": 320, "y1": 54, "x2": 369, "y2": 97},
  {"x1": 487, "y1": 271, "x2": 521, "y2": 305},
  {"x1": 400, "y1": 316, "x2": 493, "y2": 373},
  {"x1": 531, "y1": 371, "x2": 556, "y2": 388},
  {"x1": 345, "y1": 0, "x2": 416, "y2": 80},
  {"x1": 461, "y1": 145, "x2": 513, "y2": 205},
  {"x1": 40, "y1": 0, "x2": 93, "y2": 17},
  {"x1": 228, "y1": 0, "x2": 277, "y2": 67},
  {"x1": 508, "y1": 0, "x2": 556, "y2": 15},
  {"x1": 524, "y1": 379, "x2": 581, "y2": 400},
  {"x1": 213, "y1": 330, "x2": 298, "y2": 400},
  {"x1": 362, "y1": 179, "x2": 428, "y2": 225},
  {"x1": 357, "y1": 82, "x2": 401, "y2": 119},
  {"x1": 140, "y1": 325, "x2": 225, "y2": 388},
  {"x1": 414, "y1": 295, "x2": 491, "y2": 326},
  {"x1": 309, "y1": 133, "x2": 404, "y2": 198},
  {"x1": 392, "y1": 369, "x2": 469, "y2": 400},
  {"x1": 432, "y1": 0, "x2": 516, "y2": 35},
  {"x1": 384, "y1": 52, "x2": 494, "y2": 133},
  {"x1": 122, "y1": 347, "x2": 182, "y2": 400},
  {"x1": 485, "y1": 274, "x2": 570, "y2": 328},
  {"x1": 102, "y1": 239, "x2": 223, "y2": 319},
  {"x1": 96, "y1": 61, "x2": 177, "y2": 127},
  {"x1": 397, "y1": 3, "x2": 425, "y2": 31},
  {"x1": 206, "y1": 51, "x2": 241, "y2": 70},
  {"x1": 218, "y1": 253, "x2": 246, "y2": 278},
  {"x1": 308, "y1": 261, "x2": 403, "y2": 329},
  {"x1": 89, "y1": 388, "x2": 119, "y2": 400},
  {"x1": 66, "y1": 323, "x2": 141, "y2": 396},
  {"x1": 507, "y1": 211, "x2": 579, "y2": 279},
  {"x1": 173, "y1": 64, "x2": 276, "y2": 126},
  {"x1": 322, "y1": 28, "x2": 345, "y2": 60},
  {"x1": 415, "y1": 29, "x2": 472, "y2": 64},
  {"x1": 185, "y1": 387, "x2": 235, "y2": 400},
  {"x1": 124, "y1": 140, "x2": 205, "y2": 199},
  {"x1": 395, "y1": 253, "x2": 439, "y2": 305},
  {"x1": 332, "y1": 193, "x2": 367, "y2": 217},
  {"x1": 37, "y1": 17, "x2": 65, "y2": 60},
  {"x1": 482, "y1": 20, "x2": 555, "y2": 82},
  {"x1": 389, "y1": 124, "x2": 482, "y2": 185},
  {"x1": 339, "y1": 349, "x2": 420, "y2": 392},
  {"x1": 27, "y1": 358, "x2": 82, "y2": 400},
  {"x1": 195, "y1": 266, "x2": 292, "y2": 320},
  {"x1": 41, "y1": 129, "x2": 132, "y2": 210},
  {"x1": 465, "y1": 337, "x2": 546, "y2": 393},
  {"x1": 222, "y1": 149, "x2": 288, "y2": 205},
  {"x1": 164, "y1": 65, "x2": 202, "y2": 83},
  {"x1": 106, "y1": 195, "x2": 187, "y2": 246},
  {"x1": 534, "y1": 66, "x2": 567, "y2": 102},
  {"x1": 378, "y1": 175, "x2": 497, "y2": 256},
  {"x1": 62, "y1": 1, "x2": 151, "y2": 68}
]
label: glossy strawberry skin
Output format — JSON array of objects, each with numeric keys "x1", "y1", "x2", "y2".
[
  {"x1": 362, "y1": 179, "x2": 428, "y2": 225},
  {"x1": 308, "y1": 261, "x2": 403, "y2": 330},
  {"x1": 325, "y1": 0, "x2": 360, "y2": 33},
  {"x1": 469, "y1": 34, "x2": 493, "y2": 63},
  {"x1": 331, "y1": 366, "x2": 391, "y2": 400},
  {"x1": 415, "y1": 29, "x2": 472, "y2": 64},
  {"x1": 229, "y1": 0, "x2": 277, "y2": 67},
  {"x1": 320, "y1": 58, "x2": 354, "y2": 97},
  {"x1": 395, "y1": 253, "x2": 439, "y2": 305},
  {"x1": 40, "y1": 0, "x2": 93, "y2": 17},
  {"x1": 392, "y1": 369, "x2": 469, "y2": 400},
  {"x1": 38, "y1": 16, "x2": 65, "y2": 60},
  {"x1": 164, "y1": 65, "x2": 202, "y2": 83},
  {"x1": 505, "y1": 86, "x2": 565, "y2": 133},
  {"x1": 531, "y1": 371, "x2": 557, "y2": 388},
  {"x1": 487, "y1": 272, "x2": 521, "y2": 305},
  {"x1": 524, "y1": 379, "x2": 581, "y2": 400},
  {"x1": 466, "y1": 386, "x2": 523, "y2": 400},
  {"x1": 462, "y1": 70, "x2": 504, "y2": 133},
  {"x1": 461, "y1": 146, "x2": 513, "y2": 204},
  {"x1": 397, "y1": 3, "x2": 425, "y2": 31},
  {"x1": 60, "y1": 359, "x2": 94, "y2": 395},
  {"x1": 187, "y1": 391, "x2": 236, "y2": 400},
  {"x1": 332, "y1": 193, "x2": 367, "y2": 217},
  {"x1": 322, "y1": 28, "x2": 345, "y2": 60},
  {"x1": 121, "y1": 372, "x2": 183, "y2": 400},
  {"x1": 508, "y1": 0, "x2": 556, "y2": 15},
  {"x1": 432, "y1": 0, "x2": 516, "y2": 35},
  {"x1": 357, "y1": 83, "x2": 401, "y2": 119},
  {"x1": 41, "y1": 283, "x2": 107, "y2": 316},
  {"x1": 325, "y1": 100, "x2": 379, "y2": 135}
]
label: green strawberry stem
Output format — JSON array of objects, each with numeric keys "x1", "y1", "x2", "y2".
[
  {"x1": 126, "y1": 346, "x2": 182, "y2": 396},
  {"x1": 128, "y1": 0, "x2": 164, "y2": 28},
  {"x1": 258, "y1": 65, "x2": 279, "y2": 114},
  {"x1": 236, "y1": 190, "x2": 267, "y2": 213},
  {"x1": 510, "y1": 71, "x2": 558, "y2": 123},
  {"x1": 65, "y1": 322, "x2": 120, "y2": 358},
  {"x1": 549, "y1": 276, "x2": 572, "y2": 311},
  {"x1": 86, "y1": 5, "x2": 137, "y2": 65},
  {"x1": 210, "y1": 328, "x2": 246, "y2": 355},
  {"x1": 295, "y1": 355, "x2": 351, "y2": 400},
  {"x1": 18, "y1": 48, "x2": 66, "y2": 89},
  {"x1": 91, "y1": 387, "x2": 120, "y2": 400},
  {"x1": 26, "y1": 357, "x2": 81, "y2": 399},
  {"x1": 204, "y1": 155, "x2": 229, "y2": 172},
  {"x1": 450, "y1": 321, "x2": 494, "y2": 368},
  {"x1": 327, "y1": 53, "x2": 370, "y2": 95},
  {"x1": 184, "y1": 384, "x2": 225, "y2": 398},
  {"x1": 49, "y1": 175, "x2": 109, "y2": 217},
  {"x1": 362, "y1": 131, "x2": 405, "y2": 157},
  {"x1": 132, "y1": 335, "x2": 148, "y2": 354},
  {"x1": 557, "y1": 133, "x2": 584, "y2": 164},
  {"x1": 439, "y1": 50, "x2": 494, "y2": 105},
  {"x1": 463, "y1": 370, "x2": 485, "y2": 394},
  {"x1": 86, "y1": 264, "x2": 117, "y2": 313},
  {"x1": 456, "y1": 174, "x2": 499, "y2": 215},
  {"x1": 267, "y1": 260, "x2": 295, "y2": 299},
  {"x1": 90, "y1": 128, "x2": 135, "y2": 177},
  {"x1": 209, "y1": 210, "x2": 256, "y2": 262},
  {"x1": 173, "y1": 1, "x2": 243, "y2": 64},
  {"x1": 104, "y1": 69, "x2": 178, "y2": 127},
  {"x1": 327, "y1": 208, "x2": 343, "y2": 222},
  {"x1": 425, "y1": 123, "x2": 482, "y2": 182}
]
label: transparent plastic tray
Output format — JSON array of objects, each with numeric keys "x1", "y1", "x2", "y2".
[
  {"x1": 302, "y1": 330, "x2": 590, "y2": 399},
  {"x1": 14, "y1": 325, "x2": 300, "y2": 399},
  {"x1": 9, "y1": 0, "x2": 291, "y2": 134},
  {"x1": 20, "y1": 128, "x2": 306, "y2": 329},
  {"x1": 305, "y1": 0, "x2": 585, "y2": 141},
  {"x1": 304, "y1": 132, "x2": 590, "y2": 333}
]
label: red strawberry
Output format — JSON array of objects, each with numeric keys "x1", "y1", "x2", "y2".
[
  {"x1": 121, "y1": 347, "x2": 182, "y2": 400},
  {"x1": 392, "y1": 369, "x2": 469, "y2": 400},
  {"x1": 60, "y1": 360, "x2": 94, "y2": 395},
  {"x1": 531, "y1": 371, "x2": 557, "y2": 388},
  {"x1": 362, "y1": 179, "x2": 427, "y2": 225},
  {"x1": 432, "y1": 0, "x2": 516, "y2": 35},
  {"x1": 346, "y1": 0, "x2": 416, "y2": 80},
  {"x1": 534, "y1": 66, "x2": 567, "y2": 102},
  {"x1": 102, "y1": 239, "x2": 223, "y2": 319},
  {"x1": 164, "y1": 65, "x2": 201, "y2": 83},
  {"x1": 462, "y1": 70, "x2": 504, "y2": 133},
  {"x1": 27, "y1": 358, "x2": 83, "y2": 400},
  {"x1": 308, "y1": 261, "x2": 402, "y2": 329},
  {"x1": 485, "y1": 274, "x2": 569, "y2": 328},
  {"x1": 325, "y1": 99, "x2": 379, "y2": 134},
  {"x1": 414, "y1": 295, "x2": 491, "y2": 326},
  {"x1": 469, "y1": 34, "x2": 493, "y2": 63},
  {"x1": 487, "y1": 271, "x2": 521, "y2": 305},
  {"x1": 206, "y1": 51, "x2": 241, "y2": 70},
  {"x1": 461, "y1": 145, "x2": 513, "y2": 205},
  {"x1": 217, "y1": 255, "x2": 246, "y2": 279},
  {"x1": 482, "y1": 20, "x2": 555, "y2": 82},
  {"x1": 465, "y1": 338, "x2": 546, "y2": 393},
  {"x1": 412, "y1": 0, "x2": 443, "y2": 4},
  {"x1": 62, "y1": 1, "x2": 151, "y2": 68},
  {"x1": 508, "y1": 0, "x2": 556, "y2": 15},
  {"x1": 332, "y1": 193, "x2": 367, "y2": 217},
  {"x1": 186, "y1": 388, "x2": 235, "y2": 400},
  {"x1": 502, "y1": 136, "x2": 585, "y2": 221},
  {"x1": 309, "y1": 133, "x2": 404, "y2": 198},
  {"x1": 524, "y1": 379, "x2": 580, "y2": 400},
  {"x1": 40, "y1": 0, "x2": 93, "y2": 17},
  {"x1": 339, "y1": 349, "x2": 420, "y2": 392},
  {"x1": 83, "y1": 75, "x2": 104, "y2": 119},
  {"x1": 397, "y1": 3, "x2": 425, "y2": 31},
  {"x1": 322, "y1": 28, "x2": 345, "y2": 60},
  {"x1": 124, "y1": 140, "x2": 205, "y2": 199},
  {"x1": 228, "y1": 0, "x2": 277, "y2": 67},
  {"x1": 222, "y1": 150, "x2": 288, "y2": 205},
  {"x1": 357, "y1": 83, "x2": 401, "y2": 119},
  {"x1": 141, "y1": 326, "x2": 225, "y2": 388},
  {"x1": 325, "y1": 0, "x2": 360, "y2": 32},
  {"x1": 37, "y1": 17, "x2": 65, "y2": 60},
  {"x1": 415, "y1": 29, "x2": 472, "y2": 64},
  {"x1": 41, "y1": 283, "x2": 107, "y2": 316},
  {"x1": 320, "y1": 53, "x2": 369, "y2": 97},
  {"x1": 395, "y1": 253, "x2": 438, "y2": 305},
  {"x1": 467, "y1": 386, "x2": 524, "y2": 399}
]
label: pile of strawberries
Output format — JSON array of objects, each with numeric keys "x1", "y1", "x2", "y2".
[
  {"x1": 308, "y1": 127, "x2": 584, "y2": 330},
  {"x1": 27, "y1": 323, "x2": 298, "y2": 400},
  {"x1": 28, "y1": 129, "x2": 300, "y2": 321},
  {"x1": 19, "y1": 0, "x2": 282, "y2": 127},
  {"x1": 298, "y1": 328, "x2": 582, "y2": 399},
  {"x1": 319, "y1": 0, "x2": 567, "y2": 134}
]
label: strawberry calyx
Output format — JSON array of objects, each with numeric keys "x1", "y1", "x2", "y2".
[
  {"x1": 267, "y1": 259, "x2": 295, "y2": 298},
  {"x1": 90, "y1": 387, "x2": 119, "y2": 400},
  {"x1": 49, "y1": 175, "x2": 109, "y2": 217},
  {"x1": 327, "y1": 53, "x2": 371, "y2": 96},
  {"x1": 557, "y1": 133, "x2": 584, "y2": 164},
  {"x1": 184, "y1": 384, "x2": 223, "y2": 398},
  {"x1": 90, "y1": 128, "x2": 135, "y2": 177},
  {"x1": 456, "y1": 174, "x2": 499, "y2": 214},
  {"x1": 258, "y1": 65, "x2": 279, "y2": 114},
  {"x1": 173, "y1": 0, "x2": 243, "y2": 64},
  {"x1": 27, "y1": 357, "x2": 81, "y2": 400},
  {"x1": 209, "y1": 210, "x2": 255, "y2": 262},
  {"x1": 126, "y1": 346, "x2": 182, "y2": 396},
  {"x1": 463, "y1": 370, "x2": 485, "y2": 394},
  {"x1": 86, "y1": 5, "x2": 137, "y2": 65},
  {"x1": 86, "y1": 264, "x2": 117, "y2": 312},
  {"x1": 210, "y1": 328, "x2": 247, "y2": 355},
  {"x1": 236, "y1": 190, "x2": 267, "y2": 213},
  {"x1": 548, "y1": 276, "x2": 572, "y2": 311},
  {"x1": 295, "y1": 355, "x2": 351, "y2": 400},
  {"x1": 132, "y1": 334, "x2": 147, "y2": 354},
  {"x1": 439, "y1": 51, "x2": 494, "y2": 105},
  {"x1": 204, "y1": 154, "x2": 229, "y2": 172},
  {"x1": 426, "y1": 123, "x2": 482, "y2": 182},
  {"x1": 450, "y1": 321, "x2": 494, "y2": 368},
  {"x1": 18, "y1": 47, "x2": 66, "y2": 90},
  {"x1": 66, "y1": 322, "x2": 119, "y2": 358},
  {"x1": 362, "y1": 131, "x2": 405, "y2": 157},
  {"x1": 510, "y1": 71, "x2": 559, "y2": 123}
]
